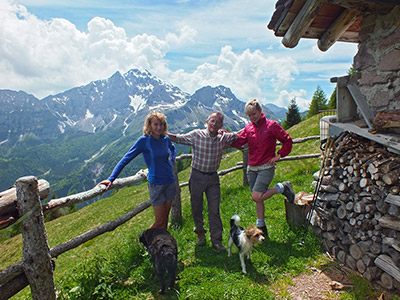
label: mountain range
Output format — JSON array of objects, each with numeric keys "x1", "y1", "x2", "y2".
[{"x1": 0, "y1": 69, "x2": 286, "y2": 199}]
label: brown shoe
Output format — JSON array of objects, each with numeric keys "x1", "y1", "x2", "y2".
[
  {"x1": 212, "y1": 243, "x2": 226, "y2": 251},
  {"x1": 197, "y1": 234, "x2": 206, "y2": 246},
  {"x1": 194, "y1": 228, "x2": 206, "y2": 246}
]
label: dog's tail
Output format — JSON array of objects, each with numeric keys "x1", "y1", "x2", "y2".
[{"x1": 230, "y1": 214, "x2": 240, "y2": 228}]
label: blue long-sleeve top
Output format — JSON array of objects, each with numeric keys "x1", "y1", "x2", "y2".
[{"x1": 108, "y1": 134, "x2": 176, "y2": 185}]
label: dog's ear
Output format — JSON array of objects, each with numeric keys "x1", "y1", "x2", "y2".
[
  {"x1": 245, "y1": 229, "x2": 253, "y2": 239},
  {"x1": 245, "y1": 227, "x2": 257, "y2": 238}
]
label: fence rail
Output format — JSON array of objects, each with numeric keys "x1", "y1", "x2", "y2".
[{"x1": 0, "y1": 135, "x2": 321, "y2": 299}]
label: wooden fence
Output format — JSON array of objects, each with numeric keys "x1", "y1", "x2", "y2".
[{"x1": 0, "y1": 136, "x2": 320, "y2": 299}]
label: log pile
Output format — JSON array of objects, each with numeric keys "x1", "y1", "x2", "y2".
[{"x1": 311, "y1": 132, "x2": 400, "y2": 291}]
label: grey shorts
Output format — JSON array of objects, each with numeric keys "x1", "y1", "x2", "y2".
[
  {"x1": 247, "y1": 167, "x2": 275, "y2": 193},
  {"x1": 148, "y1": 182, "x2": 176, "y2": 206}
]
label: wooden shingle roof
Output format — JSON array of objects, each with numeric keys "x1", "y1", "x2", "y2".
[{"x1": 267, "y1": 0, "x2": 399, "y2": 51}]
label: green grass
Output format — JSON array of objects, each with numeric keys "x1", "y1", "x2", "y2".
[{"x1": 0, "y1": 114, "x2": 381, "y2": 299}]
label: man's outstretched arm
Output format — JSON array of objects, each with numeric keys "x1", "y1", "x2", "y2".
[{"x1": 166, "y1": 131, "x2": 178, "y2": 142}]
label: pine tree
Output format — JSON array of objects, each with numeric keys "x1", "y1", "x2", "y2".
[
  {"x1": 328, "y1": 88, "x2": 336, "y2": 109},
  {"x1": 307, "y1": 85, "x2": 328, "y2": 118},
  {"x1": 283, "y1": 98, "x2": 302, "y2": 129}
]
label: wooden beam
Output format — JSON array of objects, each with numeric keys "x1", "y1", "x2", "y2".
[
  {"x1": 43, "y1": 169, "x2": 148, "y2": 212},
  {"x1": 49, "y1": 200, "x2": 151, "y2": 258},
  {"x1": 326, "y1": 0, "x2": 397, "y2": 14},
  {"x1": 347, "y1": 84, "x2": 375, "y2": 129},
  {"x1": 0, "y1": 179, "x2": 50, "y2": 216},
  {"x1": 282, "y1": 0, "x2": 326, "y2": 48},
  {"x1": 318, "y1": 9, "x2": 361, "y2": 51}
]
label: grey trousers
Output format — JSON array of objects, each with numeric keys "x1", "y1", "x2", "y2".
[{"x1": 189, "y1": 168, "x2": 222, "y2": 244}]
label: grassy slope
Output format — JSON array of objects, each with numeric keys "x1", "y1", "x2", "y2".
[{"x1": 2, "y1": 114, "x2": 341, "y2": 299}]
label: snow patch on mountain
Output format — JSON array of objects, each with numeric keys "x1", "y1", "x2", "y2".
[
  {"x1": 129, "y1": 95, "x2": 145, "y2": 112},
  {"x1": 122, "y1": 117, "x2": 130, "y2": 136},
  {"x1": 232, "y1": 110, "x2": 248, "y2": 124},
  {"x1": 84, "y1": 145, "x2": 107, "y2": 163},
  {"x1": 85, "y1": 109, "x2": 94, "y2": 119},
  {"x1": 62, "y1": 113, "x2": 77, "y2": 126},
  {"x1": 217, "y1": 96, "x2": 231, "y2": 104},
  {"x1": 103, "y1": 114, "x2": 118, "y2": 131},
  {"x1": 137, "y1": 83, "x2": 154, "y2": 92},
  {"x1": 58, "y1": 122, "x2": 66, "y2": 134}
]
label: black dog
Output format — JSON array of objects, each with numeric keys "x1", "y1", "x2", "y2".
[{"x1": 139, "y1": 228, "x2": 178, "y2": 294}]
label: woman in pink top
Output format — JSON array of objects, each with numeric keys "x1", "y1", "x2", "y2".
[{"x1": 232, "y1": 99, "x2": 295, "y2": 238}]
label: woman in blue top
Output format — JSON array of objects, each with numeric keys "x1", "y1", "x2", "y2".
[{"x1": 99, "y1": 112, "x2": 176, "y2": 229}]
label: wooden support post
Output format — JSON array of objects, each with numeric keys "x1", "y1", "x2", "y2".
[
  {"x1": 241, "y1": 146, "x2": 249, "y2": 186},
  {"x1": 16, "y1": 176, "x2": 56, "y2": 300},
  {"x1": 171, "y1": 163, "x2": 182, "y2": 225}
]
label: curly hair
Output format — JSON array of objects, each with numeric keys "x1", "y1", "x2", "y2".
[
  {"x1": 143, "y1": 111, "x2": 168, "y2": 135},
  {"x1": 244, "y1": 99, "x2": 262, "y2": 115}
]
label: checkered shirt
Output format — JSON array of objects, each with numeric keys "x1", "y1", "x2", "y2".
[{"x1": 176, "y1": 129, "x2": 238, "y2": 173}]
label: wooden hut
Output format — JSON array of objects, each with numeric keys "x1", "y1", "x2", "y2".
[{"x1": 268, "y1": 0, "x2": 400, "y2": 291}]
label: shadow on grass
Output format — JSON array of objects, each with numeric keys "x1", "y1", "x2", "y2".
[{"x1": 189, "y1": 226, "x2": 322, "y2": 280}]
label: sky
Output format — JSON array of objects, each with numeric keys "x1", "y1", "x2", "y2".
[{"x1": 0, "y1": 0, "x2": 358, "y2": 111}]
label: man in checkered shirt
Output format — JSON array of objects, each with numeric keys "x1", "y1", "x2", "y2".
[{"x1": 168, "y1": 111, "x2": 238, "y2": 251}]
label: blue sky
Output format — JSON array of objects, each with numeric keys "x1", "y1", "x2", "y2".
[{"x1": 1, "y1": 0, "x2": 358, "y2": 111}]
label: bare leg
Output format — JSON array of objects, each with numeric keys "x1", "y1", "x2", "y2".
[
  {"x1": 255, "y1": 201, "x2": 265, "y2": 219},
  {"x1": 151, "y1": 199, "x2": 172, "y2": 229},
  {"x1": 252, "y1": 186, "x2": 278, "y2": 219}
]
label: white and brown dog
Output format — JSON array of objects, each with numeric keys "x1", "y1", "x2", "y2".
[{"x1": 228, "y1": 215, "x2": 265, "y2": 274}]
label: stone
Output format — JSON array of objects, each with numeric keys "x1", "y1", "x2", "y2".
[
  {"x1": 354, "y1": 45, "x2": 376, "y2": 70},
  {"x1": 379, "y1": 49, "x2": 400, "y2": 71},
  {"x1": 358, "y1": 72, "x2": 388, "y2": 86}
]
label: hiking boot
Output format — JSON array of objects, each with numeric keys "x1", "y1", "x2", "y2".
[
  {"x1": 194, "y1": 227, "x2": 206, "y2": 246},
  {"x1": 212, "y1": 243, "x2": 226, "y2": 252},
  {"x1": 282, "y1": 181, "x2": 295, "y2": 204},
  {"x1": 257, "y1": 226, "x2": 270, "y2": 240},
  {"x1": 196, "y1": 233, "x2": 206, "y2": 246}
]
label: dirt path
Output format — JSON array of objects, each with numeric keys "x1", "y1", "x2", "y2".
[{"x1": 286, "y1": 262, "x2": 398, "y2": 300}]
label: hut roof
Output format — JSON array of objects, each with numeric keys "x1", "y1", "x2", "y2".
[{"x1": 267, "y1": 0, "x2": 399, "y2": 51}]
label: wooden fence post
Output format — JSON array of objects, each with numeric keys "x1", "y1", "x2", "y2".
[
  {"x1": 16, "y1": 176, "x2": 56, "y2": 300},
  {"x1": 171, "y1": 163, "x2": 182, "y2": 225},
  {"x1": 241, "y1": 146, "x2": 249, "y2": 186}
]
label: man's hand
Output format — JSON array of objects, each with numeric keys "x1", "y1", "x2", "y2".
[{"x1": 166, "y1": 131, "x2": 178, "y2": 142}]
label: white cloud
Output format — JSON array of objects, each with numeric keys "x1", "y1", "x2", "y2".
[
  {"x1": 164, "y1": 46, "x2": 300, "y2": 104},
  {"x1": 276, "y1": 89, "x2": 309, "y2": 111},
  {"x1": 1, "y1": 0, "x2": 356, "y2": 113},
  {"x1": 166, "y1": 25, "x2": 197, "y2": 48},
  {"x1": 0, "y1": 1, "x2": 197, "y2": 98}
]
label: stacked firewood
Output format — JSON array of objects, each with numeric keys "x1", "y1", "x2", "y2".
[{"x1": 311, "y1": 132, "x2": 400, "y2": 291}]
